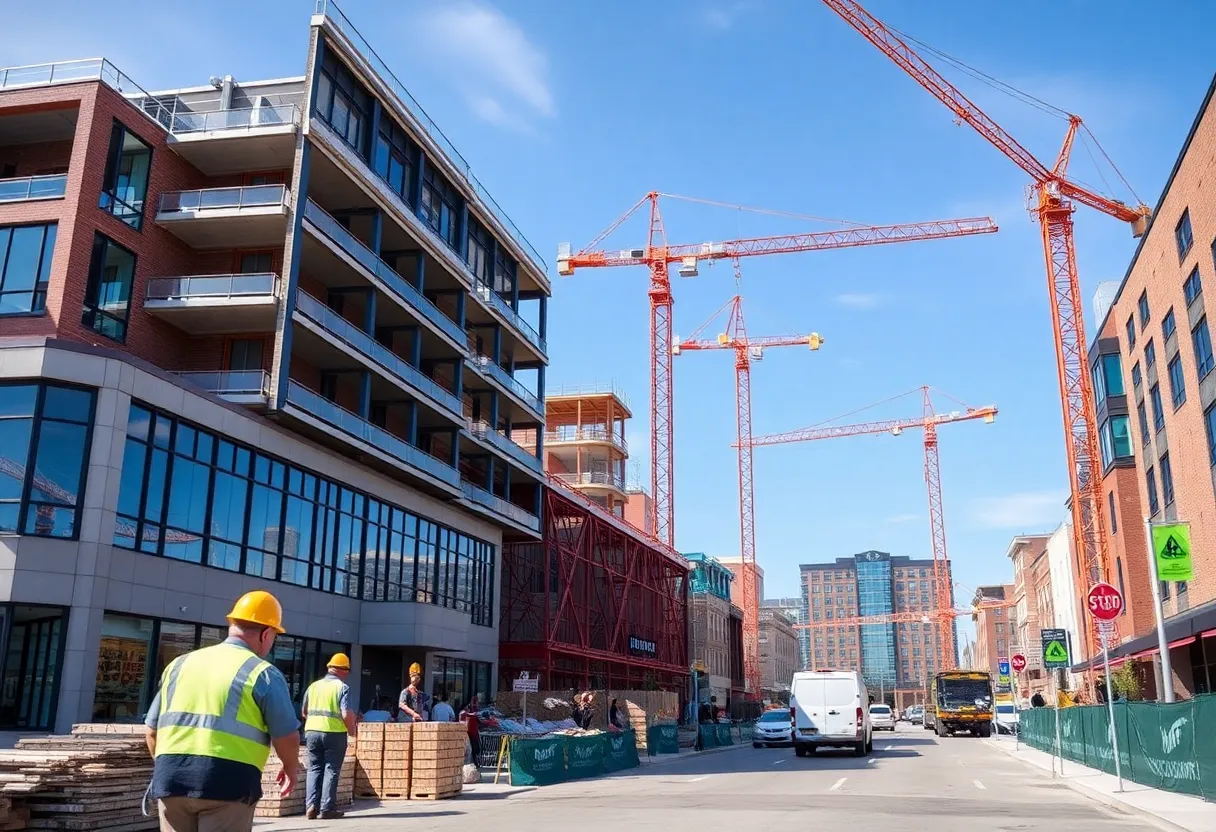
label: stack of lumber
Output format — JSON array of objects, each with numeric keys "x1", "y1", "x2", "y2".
[
  {"x1": 0, "y1": 724, "x2": 154, "y2": 831},
  {"x1": 353, "y1": 723, "x2": 411, "y2": 799},
  {"x1": 254, "y1": 745, "x2": 355, "y2": 818},
  {"x1": 0, "y1": 797, "x2": 27, "y2": 831},
  {"x1": 407, "y1": 723, "x2": 463, "y2": 800}
]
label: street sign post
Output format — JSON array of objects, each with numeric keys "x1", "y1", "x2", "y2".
[
  {"x1": 1086, "y1": 582, "x2": 1125, "y2": 792},
  {"x1": 1040, "y1": 628, "x2": 1071, "y2": 669},
  {"x1": 1144, "y1": 520, "x2": 1185, "y2": 702},
  {"x1": 513, "y1": 671, "x2": 539, "y2": 721},
  {"x1": 1010, "y1": 654, "x2": 1026, "y2": 673},
  {"x1": 1009, "y1": 653, "x2": 1026, "y2": 750}
]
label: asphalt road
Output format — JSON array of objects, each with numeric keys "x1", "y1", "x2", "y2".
[{"x1": 257, "y1": 723, "x2": 1158, "y2": 831}]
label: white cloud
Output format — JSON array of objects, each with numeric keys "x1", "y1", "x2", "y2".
[
  {"x1": 884, "y1": 513, "x2": 920, "y2": 524},
  {"x1": 834, "y1": 292, "x2": 884, "y2": 310},
  {"x1": 417, "y1": 3, "x2": 554, "y2": 127},
  {"x1": 701, "y1": 2, "x2": 757, "y2": 31},
  {"x1": 969, "y1": 490, "x2": 1069, "y2": 529}
]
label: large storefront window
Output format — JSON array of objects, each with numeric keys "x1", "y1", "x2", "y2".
[
  {"x1": 430, "y1": 656, "x2": 492, "y2": 711},
  {"x1": 115, "y1": 401, "x2": 496, "y2": 625},
  {"x1": 93, "y1": 612, "x2": 349, "y2": 723},
  {"x1": 0, "y1": 605, "x2": 66, "y2": 730}
]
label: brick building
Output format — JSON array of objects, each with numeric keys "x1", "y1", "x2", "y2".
[
  {"x1": 970, "y1": 584, "x2": 1014, "y2": 677},
  {"x1": 1008, "y1": 534, "x2": 1054, "y2": 704},
  {"x1": 759, "y1": 607, "x2": 799, "y2": 701},
  {"x1": 0, "y1": 2, "x2": 552, "y2": 730}
]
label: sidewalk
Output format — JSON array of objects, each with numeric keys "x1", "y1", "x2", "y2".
[{"x1": 985, "y1": 734, "x2": 1216, "y2": 832}]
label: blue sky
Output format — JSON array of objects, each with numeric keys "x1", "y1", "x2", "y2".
[{"x1": 8, "y1": 1, "x2": 1215, "y2": 623}]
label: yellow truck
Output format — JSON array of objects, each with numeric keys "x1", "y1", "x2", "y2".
[{"x1": 923, "y1": 671, "x2": 994, "y2": 738}]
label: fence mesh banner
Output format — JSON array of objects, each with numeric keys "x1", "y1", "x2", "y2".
[
  {"x1": 699, "y1": 724, "x2": 718, "y2": 749},
  {"x1": 715, "y1": 723, "x2": 734, "y2": 747},
  {"x1": 648, "y1": 724, "x2": 680, "y2": 755},
  {"x1": 509, "y1": 736, "x2": 566, "y2": 786},
  {"x1": 1018, "y1": 695, "x2": 1216, "y2": 801},
  {"x1": 566, "y1": 734, "x2": 606, "y2": 780},
  {"x1": 604, "y1": 729, "x2": 641, "y2": 772}
]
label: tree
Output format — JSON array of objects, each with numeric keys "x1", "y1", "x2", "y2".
[{"x1": 1111, "y1": 659, "x2": 1143, "y2": 701}]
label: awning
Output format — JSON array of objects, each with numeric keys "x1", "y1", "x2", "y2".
[
  {"x1": 1169, "y1": 636, "x2": 1197, "y2": 650},
  {"x1": 1072, "y1": 597, "x2": 1216, "y2": 672}
]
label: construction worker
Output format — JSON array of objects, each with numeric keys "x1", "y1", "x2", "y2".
[
  {"x1": 144, "y1": 591, "x2": 300, "y2": 832},
  {"x1": 301, "y1": 653, "x2": 357, "y2": 820}
]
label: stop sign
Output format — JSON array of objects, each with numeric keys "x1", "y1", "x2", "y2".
[
  {"x1": 1010, "y1": 654, "x2": 1026, "y2": 673},
  {"x1": 1087, "y1": 582, "x2": 1124, "y2": 621}
]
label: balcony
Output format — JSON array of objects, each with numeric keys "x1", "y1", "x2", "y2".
[
  {"x1": 459, "y1": 479, "x2": 540, "y2": 533},
  {"x1": 167, "y1": 105, "x2": 301, "y2": 175},
  {"x1": 176, "y1": 370, "x2": 270, "y2": 406},
  {"x1": 469, "y1": 420, "x2": 543, "y2": 476},
  {"x1": 467, "y1": 353, "x2": 543, "y2": 418},
  {"x1": 545, "y1": 425, "x2": 628, "y2": 454},
  {"x1": 301, "y1": 199, "x2": 466, "y2": 348},
  {"x1": 553, "y1": 471, "x2": 628, "y2": 493},
  {"x1": 284, "y1": 380, "x2": 460, "y2": 489},
  {"x1": 293, "y1": 290, "x2": 464, "y2": 420},
  {"x1": 156, "y1": 185, "x2": 290, "y2": 248},
  {"x1": 472, "y1": 280, "x2": 546, "y2": 357},
  {"x1": 0, "y1": 174, "x2": 67, "y2": 204},
  {"x1": 144, "y1": 274, "x2": 279, "y2": 334}
]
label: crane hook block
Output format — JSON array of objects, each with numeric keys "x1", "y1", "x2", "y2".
[{"x1": 807, "y1": 333, "x2": 824, "y2": 350}]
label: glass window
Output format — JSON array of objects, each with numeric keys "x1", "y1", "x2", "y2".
[
  {"x1": 316, "y1": 52, "x2": 371, "y2": 155},
  {"x1": 238, "y1": 251, "x2": 273, "y2": 274},
  {"x1": 0, "y1": 605, "x2": 66, "y2": 730},
  {"x1": 1176, "y1": 209, "x2": 1194, "y2": 259},
  {"x1": 1150, "y1": 384, "x2": 1164, "y2": 432},
  {"x1": 0, "y1": 223, "x2": 56, "y2": 315},
  {"x1": 1108, "y1": 491, "x2": 1118, "y2": 534},
  {"x1": 467, "y1": 218, "x2": 493, "y2": 284},
  {"x1": 82, "y1": 234, "x2": 136, "y2": 342},
  {"x1": 1168, "y1": 356, "x2": 1186, "y2": 408},
  {"x1": 1101, "y1": 353, "x2": 1123, "y2": 396},
  {"x1": 1144, "y1": 339, "x2": 1156, "y2": 369},
  {"x1": 99, "y1": 121, "x2": 151, "y2": 229},
  {"x1": 1138, "y1": 291, "x2": 1150, "y2": 328},
  {"x1": 1160, "y1": 453, "x2": 1175, "y2": 506},
  {"x1": 373, "y1": 118, "x2": 418, "y2": 206},
  {"x1": 1125, "y1": 315, "x2": 1136, "y2": 349},
  {"x1": 1163, "y1": 308, "x2": 1177, "y2": 341},
  {"x1": 1131, "y1": 361, "x2": 1141, "y2": 388},
  {"x1": 1193, "y1": 317, "x2": 1215, "y2": 379},
  {"x1": 1109, "y1": 415, "x2": 1131, "y2": 460},
  {"x1": 1146, "y1": 467, "x2": 1160, "y2": 516},
  {"x1": 94, "y1": 613, "x2": 154, "y2": 722},
  {"x1": 1137, "y1": 400, "x2": 1150, "y2": 447},
  {"x1": 1185, "y1": 267, "x2": 1203, "y2": 306},
  {"x1": 420, "y1": 165, "x2": 463, "y2": 252},
  {"x1": 1207, "y1": 404, "x2": 1216, "y2": 465}
]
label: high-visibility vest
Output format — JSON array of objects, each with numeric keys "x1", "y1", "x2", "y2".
[
  {"x1": 304, "y1": 677, "x2": 346, "y2": 733},
  {"x1": 154, "y1": 643, "x2": 274, "y2": 771}
]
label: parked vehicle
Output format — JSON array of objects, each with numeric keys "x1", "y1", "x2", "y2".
[
  {"x1": 869, "y1": 703, "x2": 896, "y2": 731},
  {"x1": 753, "y1": 708, "x2": 793, "y2": 747},
  {"x1": 924, "y1": 671, "x2": 994, "y2": 737},
  {"x1": 994, "y1": 703, "x2": 1019, "y2": 735},
  {"x1": 790, "y1": 669, "x2": 872, "y2": 758}
]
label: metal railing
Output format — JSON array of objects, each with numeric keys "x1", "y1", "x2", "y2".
[
  {"x1": 159, "y1": 184, "x2": 288, "y2": 214},
  {"x1": 468, "y1": 354, "x2": 544, "y2": 415},
  {"x1": 286, "y1": 381, "x2": 460, "y2": 486},
  {"x1": 146, "y1": 273, "x2": 279, "y2": 301},
  {"x1": 459, "y1": 479, "x2": 539, "y2": 531},
  {"x1": 176, "y1": 370, "x2": 270, "y2": 398},
  {"x1": 169, "y1": 104, "x2": 301, "y2": 135},
  {"x1": 547, "y1": 382, "x2": 632, "y2": 409},
  {"x1": 545, "y1": 425, "x2": 628, "y2": 452},
  {"x1": 553, "y1": 471, "x2": 628, "y2": 490},
  {"x1": 472, "y1": 281, "x2": 546, "y2": 354},
  {"x1": 0, "y1": 174, "x2": 67, "y2": 203},
  {"x1": 313, "y1": 0, "x2": 546, "y2": 274},
  {"x1": 294, "y1": 291, "x2": 463, "y2": 417},
  {"x1": 469, "y1": 421, "x2": 543, "y2": 474},
  {"x1": 302, "y1": 200, "x2": 466, "y2": 345},
  {"x1": 0, "y1": 58, "x2": 175, "y2": 128}
]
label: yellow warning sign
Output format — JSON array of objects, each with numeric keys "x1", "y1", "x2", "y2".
[{"x1": 1152, "y1": 522, "x2": 1193, "y2": 582}]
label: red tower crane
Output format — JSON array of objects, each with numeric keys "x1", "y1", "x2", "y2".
[
  {"x1": 673, "y1": 290, "x2": 824, "y2": 699},
  {"x1": 558, "y1": 193, "x2": 998, "y2": 547},
  {"x1": 749, "y1": 388, "x2": 997, "y2": 675},
  {"x1": 819, "y1": 0, "x2": 1150, "y2": 665}
]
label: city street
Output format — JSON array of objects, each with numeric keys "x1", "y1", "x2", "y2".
[{"x1": 257, "y1": 726, "x2": 1157, "y2": 831}]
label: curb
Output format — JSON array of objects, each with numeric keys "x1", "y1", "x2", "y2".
[
  {"x1": 642, "y1": 743, "x2": 747, "y2": 767},
  {"x1": 982, "y1": 739, "x2": 1192, "y2": 832}
]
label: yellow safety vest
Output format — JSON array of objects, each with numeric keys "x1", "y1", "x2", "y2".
[
  {"x1": 154, "y1": 643, "x2": 274, "y2": 771},
  {"x1": 304, "y1": 677, "x2": 346, "y2": 733}
]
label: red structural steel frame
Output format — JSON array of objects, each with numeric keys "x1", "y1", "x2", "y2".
[
  {"x1": 820, "y1": 0, "x2": 1152, "y2": 669},
  {"x1": 498, "y1": 486, "x2": 690, "y2": 691}
]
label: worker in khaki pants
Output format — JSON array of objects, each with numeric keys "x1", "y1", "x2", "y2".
[
  {"x1": 301, "y1": 654, "x2": 357, "y2": 819},
  {"x1": 144, "y1": 591, "x2": 301, "y2": 832}
]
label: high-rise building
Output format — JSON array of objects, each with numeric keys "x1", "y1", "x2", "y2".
[{"x1": 801, "y1": 551, "x2": 954, "y2": 705}]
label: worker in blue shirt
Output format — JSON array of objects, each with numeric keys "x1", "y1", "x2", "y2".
[
  {"x1": 301, "y1": 654, "x2": 357, "y2": 819},
  {"x1": 144, "y1": 591, "x2": 301, "y2": 832}
]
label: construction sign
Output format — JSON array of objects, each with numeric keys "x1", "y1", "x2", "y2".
[
  {"x1": 1151, "y1": 522, "x2": 1193, "y2": 582},
  {"x1": 1041, "y1": 628, "x2": 1071, "y2": 669}
]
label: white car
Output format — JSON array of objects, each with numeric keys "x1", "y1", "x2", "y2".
[
  {"x1": 790, "y1": 669, "x2": 872, "y2": 757},
  {"x1": 994, "y1": 703, "x2": 1019, "y2": 735},
  {"x1": 752, "y1": 709, "x2": 793, "y2": 747},
  {"x1": 869, "y1": 703, "x2": 896, "y2": 731}
]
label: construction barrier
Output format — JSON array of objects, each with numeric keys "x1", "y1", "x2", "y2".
[
  {"x1": 715, "y1": 722, "x2": 734, "y2": 747},
  {"x1": 1019, "y1": 696, "x2": 1216, "y2": 800},
  {"x1": 507, "y1": 731, "x2": 641, "y2": 786},
  {"x1": 647, "y1": 723, "x2": 680, "y2": 755},
  {"x1": 604, "y1": 730, "x2": 642, "y2": 772}
]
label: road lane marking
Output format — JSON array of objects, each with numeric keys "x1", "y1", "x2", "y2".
[
  {"x1": 973, "y1": 780, "x2": 987, "y2": 790},
  {"x1": 867, "y1": 757, "x2": 877, "y2": 765},
  {"x1": 772, "y1": 758, "x2": 786, "y2": 765},
  {"x1": 830, "y1": 777, "x2": 847, "y2": 791},
  {"x1": 688, "y1": 776, "x2": 709, "y2": 782}
]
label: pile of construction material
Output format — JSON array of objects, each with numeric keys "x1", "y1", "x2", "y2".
[
  {"x1": 255, "y1": 745, "x2": 355, "y2": 818},
  {"x1": 354, "y1": 723, "x2": 464, "y2": 801},
  {"x1": 0, "y1": 724, "x2": 154, "y2": 831}
]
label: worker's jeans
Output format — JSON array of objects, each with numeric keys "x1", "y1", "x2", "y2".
[{"x1": 305, "y1": 731, "x2": 348, "y2": 812}]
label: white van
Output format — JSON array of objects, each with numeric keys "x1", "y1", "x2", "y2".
[{"x1": 789, "y1": 670, "x2": 872, "y2": 757}]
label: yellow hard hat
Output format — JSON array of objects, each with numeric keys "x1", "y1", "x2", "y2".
[
  {"x1": 328, "y1": 653, "x2": 351, "y2": 670},
  {"x1": 226, "y1": 590, "x2": 285, "y2": 633}
]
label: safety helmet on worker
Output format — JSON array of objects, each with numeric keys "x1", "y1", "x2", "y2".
[
  {"x1": 226, "y1": 590, "x2": 285, "y2": 633},
  {"x1": 327, "y1": 652, "x2": 351, "y2": 670}
]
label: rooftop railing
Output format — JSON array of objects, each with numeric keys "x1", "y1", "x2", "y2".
[
  {"x1": 0, "y1": 174, "x2": 67, "y2": 203},
  {"x1": 0, "y1": 58, "x2": 175, "y2": 128}
]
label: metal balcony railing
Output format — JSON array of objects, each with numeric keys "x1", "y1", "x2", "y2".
[
  {"x1": 176, "y1": 370, "x2": 270, "y2": 398},
  {"x1": 294, "y1": 291, "x2": 463, "y2": 417},
  {"x1": 553, "y1": 471, "x2": 627, "y2": 490},
  {"x1": 459, "y1": 479, "x2": 540, "y2": 531},
  {"x1": 0, "y1": 174, "x2": 67, "y2": 203},
  {"x1": 286, "y1": 381, "x2": 459, "y2": 486},
  {"x1": 146, "y1": 273, "x2": 279, "y2": 301},
  {"x1": 302, "y1": 200, "x2": 466, "y2": 346},
  {"x1": 313, "y1": 0, "x2": 546, "y2": 274},
  {"x1": 547, "y1": 382, "x2": 632, "y2": 409},
  {"x1": 472, "y1": 281, "x2": 545, "y2": 355},
  {"x1": 0, "y1": 59, "x2": 175, "y2": 129},
  {"x1": 469, "y1": 421, "x2": 543, "y2": 474},
  {"x1": 468, "y1": 354, "x2": 543, "y2": 415},
  {"x1": 159, "y1": 184, "x2": 288, "y2": 214},
  {"x1": 169, "y1": 104, "x2": 301, "y2": 134},
  {"x1": 544, "y1": 425, "x2": 628, "y2": 452}
]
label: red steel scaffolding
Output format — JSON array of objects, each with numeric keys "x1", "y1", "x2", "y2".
[{"x1": 499, "y1": 486, "x2": 690, "y2": 692}]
